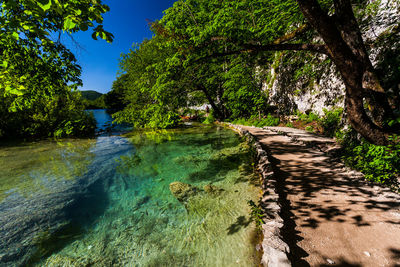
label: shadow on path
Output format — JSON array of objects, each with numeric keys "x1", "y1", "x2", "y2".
[{"x1": 244, "y1": 127, "x2": 400, "y2": 267}]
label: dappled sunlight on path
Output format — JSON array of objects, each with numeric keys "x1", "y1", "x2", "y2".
[{"x1": 242, "y1": 126, "x2": 400, "y2": 267}]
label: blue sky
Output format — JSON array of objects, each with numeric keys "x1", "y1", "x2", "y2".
[{"x1": 63, "y1": 0, "x2": 177, "y2": 94}]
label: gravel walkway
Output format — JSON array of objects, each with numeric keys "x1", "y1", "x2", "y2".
[{"x1": 241, "y1": 126, "x2": 400, "y2": 267}]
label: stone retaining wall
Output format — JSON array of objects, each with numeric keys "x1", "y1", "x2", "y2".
[{"x1": 224, "y1": 123, "x2": 291, "y2": 267}]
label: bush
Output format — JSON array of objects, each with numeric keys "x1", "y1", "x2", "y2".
[
  {"x1": 305, "y1": 125, "x2": 314, "y2": 132},
  {"x1": 203, "y1": 112, "x2": 215, "y2": 124},
  {"x1": 285, "y1": 122, "x2": 294, "y2": 128},
  {"x1": 307, "y1": 112, "x2": 320, "y2": 122},
  {"x1": 320, "y1": 108, "x2": 343, "y2": 137},
  {"x1": 340, "y1": 131, "x2": 400, "y2": 186},
  {"x1": 260, "y1": 114, "x2": 280, "y2": 126},
  {"x1": 231, "y1": 114, "x2": 280, "y2": 127},
  {"x1": 296, "y1": 110, "x2": 320, "y2": 123},
  {"x1": 54, "y1": 112, "x2": 96, "y2": 138}
]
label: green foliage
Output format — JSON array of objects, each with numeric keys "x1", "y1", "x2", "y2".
[
  {"x1": 305, "y1": 125, "x2": 314, "y2": 132},
  {"x1": 340, "y1": 131, "x2": 400, "y2": 186},
  {"x1": 296, "y1": 111, "x2": 320, "y2": 123},
  {"x1": 110, "y1": 37, "x2": 183, "y2": 129},
  {"x1": 222, "y1": 57, "x2": 268, "y2": 119},
  {"x1": 109, "y1": 0, "x2": 311, "y2": 128},
  {"x1": 0, "y1": 0, "x2": 112, "y2": 138},
  {"x1": 80, "y1": 90, "x2": 107, "y2": 110},
  {"x1": 231, "y1": 114, "x2": 280, "y2": 127},
  {"x1": 320, "y1": 108, "x2": 343, "y2": 137},
  {"x1": 203, "y1": 113, "x2": 215, "y2": 125},
  {"x1": 285, "y1": 122, "x2": 294, "y2": 128},
  {"x1": 247, "y1": 200, "x2": 264, "y2": 228},
  {"x1": 81, "y1": 90, "x2": 103, "y2": 101},
  {"x1": 0, "y1": 90, "x2": 96, "y2": 139},
  {"x1": 53, "y1": 112, "x2": 96, "y2": 138}
]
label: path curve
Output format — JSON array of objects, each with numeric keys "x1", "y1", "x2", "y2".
[{"x1": 241, "y1": 126, "x2": 400, "y2": 267}]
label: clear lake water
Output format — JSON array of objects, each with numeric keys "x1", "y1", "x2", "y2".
[{"x1": 0, "y1": 110, "x2": 261, "y2": 266}]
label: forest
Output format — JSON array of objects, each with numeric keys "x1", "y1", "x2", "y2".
[{"x1": 0, "y1": 0, "x2": 399, "y2": 185}]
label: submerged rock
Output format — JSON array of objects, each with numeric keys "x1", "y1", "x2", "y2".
[
  {"x1": 169, "y1": 182, "x2": 199, "y2": 202},
  {"x1": 203, "y1": 184, "x2": 222, "y2": 195}
]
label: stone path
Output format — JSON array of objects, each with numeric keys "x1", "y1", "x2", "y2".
[{"x1": 241, "y1": 126, "x2": 400, "y2": 267}]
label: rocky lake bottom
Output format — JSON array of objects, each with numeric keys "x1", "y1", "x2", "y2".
[{"x1": 0, "y1": 113, "x2": 261, "y2": 266}]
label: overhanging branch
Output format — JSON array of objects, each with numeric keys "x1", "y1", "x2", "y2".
[
  {"x1": 273, "y1": 24, "x2": 311, "y2": 44},
  {"x1": 199, "y1": 42, "x2": 329, "y2": 61},
  {"x1": 243, "y1": 43, "x2": 328, "y2": 54}
]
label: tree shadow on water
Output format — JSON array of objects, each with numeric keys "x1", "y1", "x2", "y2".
[
  {"x1": 186, "y1": 149, "x2": 250, "y2": 183},
  {"x1": 226, "y1": 216, "x2": 252, "y2": 235}
]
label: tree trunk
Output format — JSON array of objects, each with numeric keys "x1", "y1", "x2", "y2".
[
  {"x1": 331, "y1": 0, "x2": 394, "y2": 126},
  {"x1": 198, "y1": 85, "x2": 225, "y2": 119},
  {"x1": 296, "y1": 0, "x2": 394, "y2": 145}
]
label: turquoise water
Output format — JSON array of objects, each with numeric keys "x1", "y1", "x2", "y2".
[{"x1": 0, "y1": 111, "x2": 261, "y2": 266}]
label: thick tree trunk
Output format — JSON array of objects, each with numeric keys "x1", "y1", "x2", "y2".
[
  {"x1": 198, "y1": 85, "x2": 225, "y2": 119},
  {"x1": 331, "y1": 0, "x2": 394, "y2": 126},
  {"x1": 296, "y1": 0, "x2": 394, "y2": 145}
]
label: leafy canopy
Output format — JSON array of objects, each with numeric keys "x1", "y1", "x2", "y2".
[{"x1": 0, "y1": 0, "x2": 112, "y2": 138}]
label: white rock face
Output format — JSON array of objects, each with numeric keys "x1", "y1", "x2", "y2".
[{"x1": 264, "y1": 0, "x2": 399, "y2": 115}]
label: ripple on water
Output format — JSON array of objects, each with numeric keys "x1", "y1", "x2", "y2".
[{"x1": 0, "y1": 125, "x2": 261, "y2": 267}]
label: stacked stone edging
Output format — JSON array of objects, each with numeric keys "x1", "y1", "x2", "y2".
[{"x1": 223, "y1": 123, "x2": 291, "y2": 267}]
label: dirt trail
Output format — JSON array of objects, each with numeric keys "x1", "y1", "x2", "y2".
[{"x1": 241, "y1": 126, "x2": 400, "y2": 267}]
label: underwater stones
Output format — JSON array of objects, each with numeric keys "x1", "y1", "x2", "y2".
[
  {"x1": 211, "y1": 146, "x2": 239, "y2": 159},
  {"x1": 169, "y1": 182, "x2": 199, "y2": 202},
  {"x1": 44, "y1": 254, "x2": 84, "y2": 267},
  {"x1": 203, "y1": 184, "x2": 222, "y2": 195}
]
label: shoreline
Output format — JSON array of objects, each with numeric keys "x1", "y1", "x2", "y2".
[{"x1": 220, "y1": 122, "x2": 291, "y2": 267}]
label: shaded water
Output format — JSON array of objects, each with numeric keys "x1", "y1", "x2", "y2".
[{"x1": 0, "y1": 111, "x2": 261, "y2": 266}]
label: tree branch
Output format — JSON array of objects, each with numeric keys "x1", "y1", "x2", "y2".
[
  {"x1": 243, "y1": 43, "x2": 328, "y2": 54},
  {"x1": 199, "y1": 42, "x2": 328, "y2": 61},
  {"x1": 273, "y1": 24, "x2": 311, "y2": 44}
]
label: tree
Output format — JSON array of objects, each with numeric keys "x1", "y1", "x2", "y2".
[
  {"x1": 111, "y1": 33, "x2": 268, "y2": 127},
  {"x1": 0, "y1": 0, "x2": 113, "y2": 138},
  {"x1": 157, "y1": 0, "x2": 398, "y2": 145}
]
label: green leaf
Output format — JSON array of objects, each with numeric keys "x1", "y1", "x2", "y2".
[
  {"x1": 12, "y1": 32, "x2": 19, "y2": 40},
  {"x1": 63, "y1": 18, "x2": 76, "y2": 30},
  {"x1": 37, "y1": 0, "x2": 52, "y2": 11}
]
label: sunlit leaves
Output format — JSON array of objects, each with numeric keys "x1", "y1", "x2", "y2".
[
  {"x1": 63, "y1": 18, "x2": 76, "y2": 30},
  {"x1": 0, "y1": 0, "x2": 110, "y2": 138},
  {"x1": 37, "y1": 0, "x2": 52, "y2": 11}
]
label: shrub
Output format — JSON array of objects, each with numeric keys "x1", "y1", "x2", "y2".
[
  {"x1": 307, "y1": 112, "x2": 320, "y2": 122},
  {"x1": 320, "y1": 108, "x2": 343, "y2": 137},
  {"x1": 305, "y1": 125, "x2": 314, "y2": 132},
  {"x1": 296, "y1": 110, "x2": 320, "y2": 123},
  {"x1": 203, "y1": 112, "x2": 215, "y2": 124},
  {"x1": 285, "y1": 122, "x2": 294, "y2": 128},
  {"x1": 340, "y1": 131, "x2": 400, "y2": 186},
  {"x1": 231, "y1": 114, "x2": 279, "y2": 127},
  {"x1": 261, "y1": 114, "x2": 280, "y2": 126},
  {"x1": 248, "y1": 200, "x2": 264, "y2": 228}
]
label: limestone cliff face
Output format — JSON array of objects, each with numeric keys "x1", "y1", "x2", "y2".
[{"x1": 263, "y1": 0, "x2": 400, "y2": 116}]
